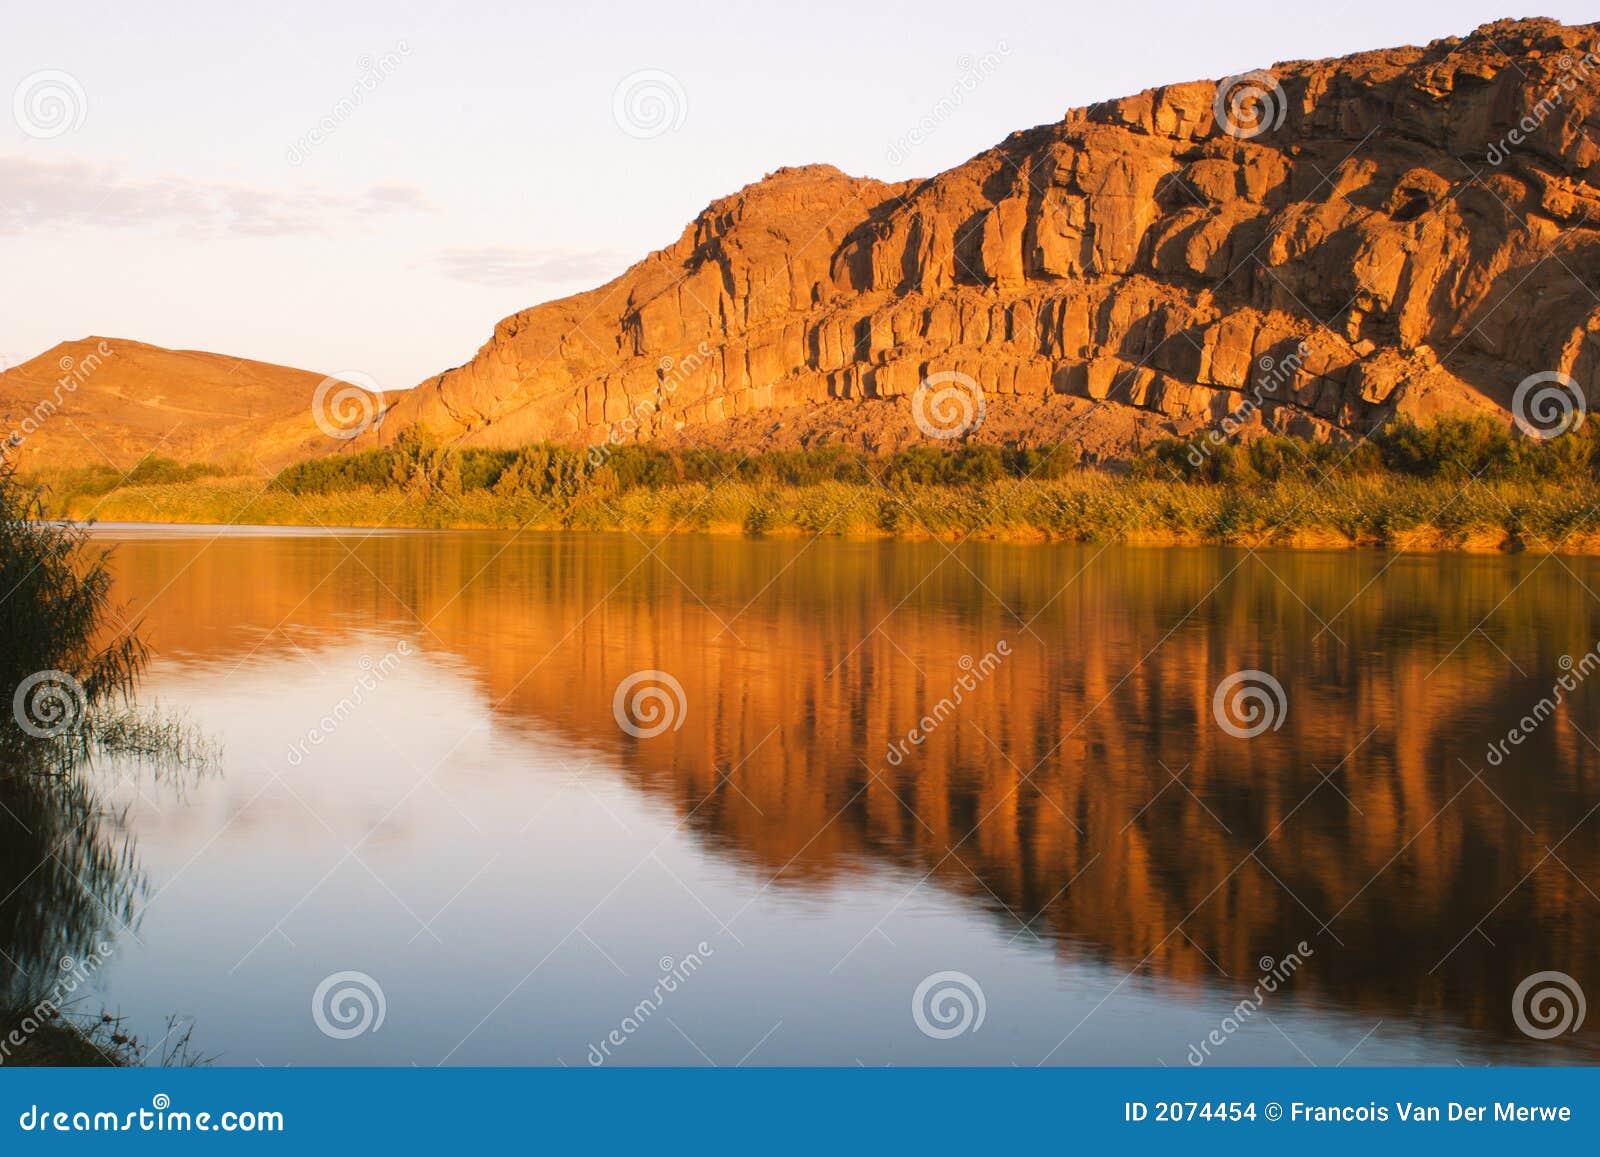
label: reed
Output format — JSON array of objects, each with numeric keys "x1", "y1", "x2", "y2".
[
  {"x1": 28, "y1": 418, "x2": 1600, "y2": 552},
  {"x1": 2, "y1": 464, "x2": 215, "y2": 1066}
]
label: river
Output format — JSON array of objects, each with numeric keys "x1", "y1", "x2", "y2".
[{"x1": 22, "y1": 526, "x2": 1598, "y2": 1065}]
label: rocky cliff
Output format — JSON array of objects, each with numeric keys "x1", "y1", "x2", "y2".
[{"x1": 376, "y1": 17, "x2": 1600, "y2": 460}]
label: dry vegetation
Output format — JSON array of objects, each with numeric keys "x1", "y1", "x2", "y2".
[{"x1": 29, "y1": 418, "x2": 1600, "y2": 553}]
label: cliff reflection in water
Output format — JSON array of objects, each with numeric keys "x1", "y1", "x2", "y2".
[{"x1": 104, "y1": 529, "x2": 1600, "y2": 1055}]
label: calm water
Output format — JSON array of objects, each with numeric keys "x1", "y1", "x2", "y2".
[{"x1": 12, "y1": 527, "x2": 1600, "y2": 1065}]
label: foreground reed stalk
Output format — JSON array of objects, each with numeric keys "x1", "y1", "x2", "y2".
[{"x1": 2, "y1": 465, "x2": 211, "y2": 1065}]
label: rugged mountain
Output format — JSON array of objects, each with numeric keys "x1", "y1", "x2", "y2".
[
  {"x1": 0, "y1": 339, "x2": 386, "y2": 472},
  {"x1": 376, "y1": 17, "x2": 1600, "y2": 460}
]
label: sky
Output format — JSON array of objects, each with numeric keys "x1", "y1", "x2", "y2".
[{"x1": 3, "y1": 0, "x2": 1595, "y2": 390}]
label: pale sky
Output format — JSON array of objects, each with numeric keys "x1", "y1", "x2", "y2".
[{"x1": 3, "y1": 0, "x2": 1593, "y2": 390}]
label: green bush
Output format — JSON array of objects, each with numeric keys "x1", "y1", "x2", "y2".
[
  {"x1": 1373, "y1": 415, "x2": 1599, "y2": 480},
  {"x1": 267, "y1": 435, "x2": 1090, "y2": 501},
  {"x1": 272, "y1": 448, "x2": 393, "y2": 495},
  {"x1": 1132, "y1": 417, "x2": 1600, "y2": 486}
]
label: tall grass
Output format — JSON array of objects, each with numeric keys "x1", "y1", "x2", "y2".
[
  {"x1": 24, "y1": 457, "x2": 228, "y2": 513},
  {"x1": 28, "y1": 417, "x2": 1600, "y2": 551},
  {"x1": 2, "y1": 463, "x2": 214, "y2": 1065},
  {"x1": 1, "y1": 467, "x2": 146, "y2": 761}
]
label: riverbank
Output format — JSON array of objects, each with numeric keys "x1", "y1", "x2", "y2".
[
  {"x1": 0, "y1": 1012, "x2": 134, "y2": 1066},
  {"x1": 30, "y1": 420, "x2": 1600, "y2": 553},
  {"x1": 36, "y1": 471, "x2": 1600, "y2": 553}
]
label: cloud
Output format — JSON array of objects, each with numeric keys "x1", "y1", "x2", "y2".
[
  {"x1": 423, "y1": 245, "x2": 632, "y2": 288},
  {"x1": 0, "y1": 154, "x2": 431, "y2": 237}
]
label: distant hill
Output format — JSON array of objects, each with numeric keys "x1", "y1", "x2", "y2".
[{"x1": 0, "y1": 338, "x2": 390, "y2": 473}]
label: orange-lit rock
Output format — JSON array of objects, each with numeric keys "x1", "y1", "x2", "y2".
[{"x1": 376, "y1": 18, "x2": 1600, "y2": 459}]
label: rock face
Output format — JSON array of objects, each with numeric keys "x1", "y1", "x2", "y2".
[
  {"x1": 379, "y1": 18, "x2": 1600, "y2": 458},
  {"x1": 0, "y1": 339, "x2": 387, "y2": 472}
]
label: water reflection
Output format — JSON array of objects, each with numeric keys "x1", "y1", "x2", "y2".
[
  {"x1": 0, "y1": 765, "x2": 142, "y2": 1009},
  {"x1": 94, "y1": 528, "x2": 1600, "y2": 1062}
]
